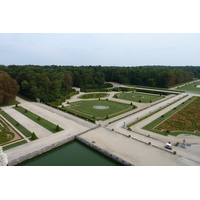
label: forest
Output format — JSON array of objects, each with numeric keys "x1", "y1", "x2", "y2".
[{"x1": 0, "y1": 65, "x2": 199, "y2": 105}]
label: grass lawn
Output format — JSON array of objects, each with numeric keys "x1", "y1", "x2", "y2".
[
  {"x1": 79, "y1": 93, "x2": 109, "y2": 99},
  {"x1": 14, "y1": 106, "x2": 63, "y2": 133},
  {"x1": 177, "y1": 81, "x2": 200, "y2": 93},
  {"x1": 0, "y1": 99, "x2": 20, "y2": 107},
  {"x1": 64, "y1": 100, "x2": 135, "y2": 120},
  {"x1": 3, "y1": 140, "x2": 27, "y2": 151},
  {"x1": 0, "y1": 110, "x2": 32, "y2": 137},
  {"x1": 143, "y1": 96, "x2": 199, "y2": 136},
  {"x1": 114, "y1": 92, "x2": 164, "y2": 103}
]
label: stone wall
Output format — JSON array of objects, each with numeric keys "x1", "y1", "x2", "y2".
[
  {"x1": 76, "y1": 136, "x2": 133, "y2": 166},
  {"x1": 9, "y1": 136, "x2": 75, "y2": 166}
]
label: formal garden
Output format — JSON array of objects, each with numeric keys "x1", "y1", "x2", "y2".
[
  {"x1": 143, "y1": 96, "x2": 200, "y2": 136},
  {"x1": 62, "y1": 99, "x2": 136, "y2": 121},
  {"x1": 113, "y1": 92, "x2": 165, "y2": 103}
]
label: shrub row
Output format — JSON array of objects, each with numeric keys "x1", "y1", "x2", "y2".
[
  {"x1": 135, "y1": 88, "x2": 175, "y2": 95},
  {"x1": 80, "y1": 88, "x2": 112, "y2": 93}
]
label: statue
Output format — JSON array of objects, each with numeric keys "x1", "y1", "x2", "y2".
[{"x1": 0, "y1": 146, "x2": 8, "y2": 166}]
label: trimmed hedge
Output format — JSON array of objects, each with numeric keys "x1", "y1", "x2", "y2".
[{"x1": 135, "y1": 88, "x2": 175, "y2": 95}]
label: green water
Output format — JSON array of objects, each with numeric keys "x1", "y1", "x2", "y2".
[{"x1": 17, "y1": 140, "x2": 122, "y2": 166}]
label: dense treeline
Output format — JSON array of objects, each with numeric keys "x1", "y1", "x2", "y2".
[
  {"x1": 0, "y1": 65, "x2": 107, "y2": 104},
  {"x1": 0, "y1": 65, "x2": 197, "y2": 104},
  {"x1": 102, "y1": 67, "x2": 194, "y2": 87}
]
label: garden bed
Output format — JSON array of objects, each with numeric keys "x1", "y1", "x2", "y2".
[
  {"x1": 0, "y1": 116, "x2": 23, "y2": 145},
  {"x1": 155, "y1": 97, "x2": 200, "y2": 134},
  {"x1": 143, "y1": 96, "x2": 200, "y2": 136}
]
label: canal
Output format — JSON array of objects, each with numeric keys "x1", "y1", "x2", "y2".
[{"x1": 17, "y1": 140, "x2": 122, "y2": 166}]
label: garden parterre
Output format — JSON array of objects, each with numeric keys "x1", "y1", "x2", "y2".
[
  {"x1": 64, "y1": 100, "x2": 135, "y2": 120},
  {"x1": 155, "y1": 97, "x2": 200, "y2": 134},
  {"x1": 0, "y1": 117, "x2": 22, "y2": 145},
  {"x1": 114, "y1": 92, "x2": 164, "y2": 103}
]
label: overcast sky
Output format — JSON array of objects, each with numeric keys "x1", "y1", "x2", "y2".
[
  {"x1": 0, "y1": 33, "x2": 200, "y2": 66},
  {"x1": 1, "y1": 1, "x2": 200, "y2": 67}
]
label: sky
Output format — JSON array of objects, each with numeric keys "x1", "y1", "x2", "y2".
[
  {"x1": 1, "y1": 1, "x2": 200, "y2": 67},
  {"x1": 0, "y1": 33, "x2": 200, "y2": 66}
]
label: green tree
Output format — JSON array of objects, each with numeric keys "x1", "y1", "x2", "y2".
[{"x1": 0, "y1": 71, "x2": 19, "y2": 104}]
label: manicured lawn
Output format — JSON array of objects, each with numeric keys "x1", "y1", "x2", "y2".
[
  {"x1": 143, "y1": 96, "x2": 200, "y2": 136},
  {"x1": 65, "y1": 100, "x2": 135, "y2": 120},
  {"x1": 3, "y1": 140, "x2": 27, "y2": 151},
  {"x1": 114, "y1": 92, "x2": 164, "y2": 103},
  {"x1": 14, "y1": 106, "x2": 63, "y2": 133},
  {"x1": 177, "y1": 81, "x2": 200, "y2": 93},
  {"x1": 0, "y1": 110, "x2": 32, "y2": 137},
  {"x1": 79, "y1": 93, "x2": 109, "y2": 99}
]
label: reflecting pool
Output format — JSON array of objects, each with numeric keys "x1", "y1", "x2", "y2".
[{"x1": 17, "y1": 140, "x2": 122, "y2": 166}]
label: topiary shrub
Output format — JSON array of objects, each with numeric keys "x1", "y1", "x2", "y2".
[
  {"x1": 31, "y1": 132, "x2": 38, "y2": 140},
  {"x1": 55, "y1": 125, "x2": 61, "y2": 131}
]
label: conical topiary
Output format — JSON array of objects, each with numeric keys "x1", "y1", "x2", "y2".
[
  {"x1": 55, "y1": 125, "x2": 60, "y2": 131},
  {"x1": 31, "y1": 132, "x2": 38, "y2": 140}
]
